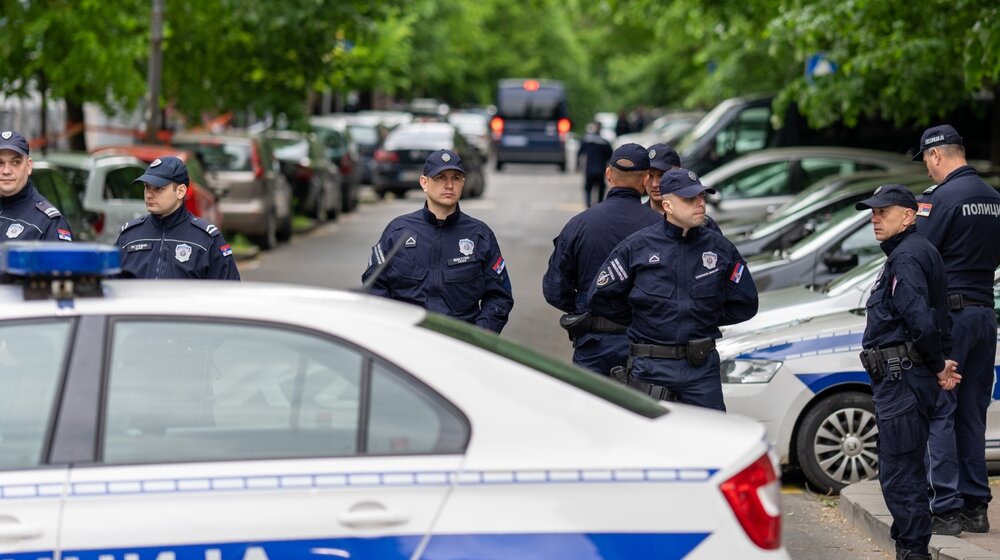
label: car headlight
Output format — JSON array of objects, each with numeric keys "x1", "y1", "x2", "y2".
[{"x1": 720, "y1": 359, "x2": 783, "y2": 384}]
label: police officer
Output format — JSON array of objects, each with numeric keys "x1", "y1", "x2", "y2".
[
  {"x1": 856, "y1": 184, "x2": 960, "y2": 560},
  {"x1": 363, "y1": 149, "x2": 513, "y2": 332},
  {"x1": 543, "y1": 143, "x2": 662, "y2": 376},
  {"x1": 117, "y1": 157, "x2": 240, "y2": 280},
  {"x1": 645, "y1": 143, "x2": 680, "y2": 215},
  {"x1": 587, "y1": 168, "x2": 758, "y2": 410},
  {"x1": 0, "y1": 130, "x2": 73, "y2": 243},
  {"x1": 577, "y1": 122, "x2": 614, "y2": 207},
  {"x1": 912, "y1": 125, "x2": 1000, "y2": 534}
]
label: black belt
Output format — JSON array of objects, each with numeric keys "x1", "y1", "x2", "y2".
[
  {"x1": 590, "y1": 316, "x2": 627, "y2": 334},
  {"x1": 630, "y1": 342, "x2": 687, "y2": 359},
  {"x1": 859, "y1": 342, "x2": 923, "y2": 383},
  {"x1": 947, "y1": 294, "x2": 993, "y2": 311}
]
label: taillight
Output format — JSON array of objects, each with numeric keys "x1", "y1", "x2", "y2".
[
  {"x1": 557, "y1": 118, "x2": 571, "y2": 139},
  {"x1": 373, "y1": 149, "x2": 398, "y2": 163},
  {"x1": 490, "y1": 116, "x2": 504, "y2": 134},
  {"x1": 92, "y1": 212, "x2": 105, "y2": 234},
  {"x1": 340, "y1": 154, "x2": 352, "y2": 174},
  {"x1": 251, "y1": 144, "x2": 264, "y2": 179},
  {"x1": 719, "y1": 453, "x2": 781, "y2": 550}
]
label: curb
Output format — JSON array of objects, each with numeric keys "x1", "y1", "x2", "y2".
[{"x1": 840, "y1": 481, "x2": 1000, "y2": 559}]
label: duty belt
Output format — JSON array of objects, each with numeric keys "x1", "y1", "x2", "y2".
[
  {"x1": 589, "y1": 316, "x2": 627, "y2": 334},
  {"x1": 859, "y1": 342, "x2": 923, "y2": 384},
  {"x1": 630, "y1": 342, "x2": 686, "y2": 359},
  {"x1": 947, "y1": 294, "x2": 993, "y2": 311}
]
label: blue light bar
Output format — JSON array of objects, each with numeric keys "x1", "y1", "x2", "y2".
[{"x1": 0, "y1": 242, "x2": 121, "y2": 277}]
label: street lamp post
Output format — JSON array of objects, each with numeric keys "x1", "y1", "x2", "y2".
[{"x1": 145, "y1": 0, "x2": 164, "y2": 143}]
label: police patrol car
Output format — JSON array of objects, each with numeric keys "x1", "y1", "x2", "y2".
[
  {"x1": 0, "y1": 244, "x2": 788, "y2": 559},
  {"x1": 721, "y1": 296, "x2": 1000, "y2": 494}
]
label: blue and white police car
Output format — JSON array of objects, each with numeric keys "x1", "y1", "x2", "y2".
[{"x1": 0, "y1": 243, "x2": 788, "y2": 559}]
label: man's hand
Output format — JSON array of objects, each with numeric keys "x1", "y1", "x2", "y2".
[{"x1": 937, "y1": 359, "x2": 961, "y2": 391}]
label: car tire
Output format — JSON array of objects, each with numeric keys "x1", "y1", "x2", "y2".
[
  {"x1": 495, "y1": 160, "x2": 504, "y2": 172},
  {"x1": 276, "y1": 211, "x2": 293, "y2": 243},
  {"x1": 341, "y1": 185, "x2": 358, "y2": 213},
  {"x1": 253, "y1": 210, "x2": 279, "y2": 251},
  {"x1": 374, "y1": 188, "x2": 387, "y2": 200},
  {"x1": 795, "y1": 391, "x2": 879, "y2": 494}
]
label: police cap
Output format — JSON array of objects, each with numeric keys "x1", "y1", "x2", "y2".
[
  {"x1": 855, "y1": 183, "x2": 918, "y2": 211},
  {"x1": 911, "y1": 124, "x2": 963, "y2": 161},
  {"x1": 0, "y1": 130, "x2": 29, "y2": 157},
  {"x1": 610, "y1": 143, "x2": 651, "y2": 172},
  {"x1": 133, "y1": 156, "x2": 189, "y2": 188},
  {"x1": 647, "y1": 143, "x2": 681, "y2": 171},
  {"x1": 659, "y1": 168, "x2": 716, "y2": 198},
  {"x1": 423, "y1": 149, "x2": 464, "y2": 177}
]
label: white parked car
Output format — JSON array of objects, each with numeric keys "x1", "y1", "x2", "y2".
[{"x1": 0, "y1": 243, "x2": 789, "y2": 559}]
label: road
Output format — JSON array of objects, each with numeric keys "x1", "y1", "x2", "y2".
[{"x1": 241, "y1": 163, "x2": 891, "y2": 560}]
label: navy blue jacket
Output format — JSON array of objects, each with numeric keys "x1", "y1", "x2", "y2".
[
  {"x1": 0, "y1": 181, "x2": 73, "y2": 243},
  {"x1": 116, "y1": 206, "x2": 240, "y2": 280},
  {"x1": 916, "y1": 165, "x2": 1000, "y2": 302},
  {"x1": 588, "y1": 220, "x2": 759, "y2": 344},
  {"x1": 577, "y1": 132, "x2": 613, "y2": 176},
  {"x1": 543, "y1": 188, "x2": 662, "y2": 313},
  {"x1": 863, "y1": 227, "x2": 952, "y2": 374},
  {"x1": 363, "y1": 204, "x2": 513, "y2": 333}
]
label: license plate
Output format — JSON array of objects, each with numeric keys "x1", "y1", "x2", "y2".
[
  {"x1": 502, "y1": 135, "x2": 528, "y2": 147},
  {"x1": 400, "y1": 170, "x2": 422, "y2": 182}
]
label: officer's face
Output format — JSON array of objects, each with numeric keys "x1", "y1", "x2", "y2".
[
  {"x1": 420, "y1": 170, "x2": 465, "y2": 210},
  {"x1": 646, "y1": 169, "x2": 665, "y2": 201},
  {"x1": 922, "y1": 147, "x2": 945, "y2": 184},
  {"x1": 0, "y1": 150, "x2": 32, "y2": 197},
  {"x1": 663, "y1": 192, "x2": 707, "y2": 230},
  {"x1": 144, "y1": 182, "x2": 187, "y2": 216},
  {"x1": 870, "y1": 206, "x2": 914, "y2": 241}
]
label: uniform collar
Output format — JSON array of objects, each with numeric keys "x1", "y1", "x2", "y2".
[
  {"x1": 880, "y1": 225, "x2": 916, "y2": 256},
  {"x1": 150, "y1": 204, "x2": 191, "y2": 229},
  {"x1": 0, "y1": 180, "x2": 36, "y2": 208},
  {"x1": 940, "y1": 164, "x2": 978, "y2": 186},
  {"x1": 421, "y1": 203, "x2": 462, "y2": 227},
  {"x1": 604, "y1": 188, "x2": 643, "y2": 201},
  {"x1": 662, "y1": 217, "x2": 701, "y2": 240}
]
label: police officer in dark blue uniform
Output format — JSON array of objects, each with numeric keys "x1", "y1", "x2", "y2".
[
  {"x1": 363, "y1": 149, "x2": 513, "y2": 333},
  {"x1": 912, "y1": 125, "x2": 1000, "y2": 534},
  {"x1": 543, "y1": 143, "x2": 662, "y2": 376},
  {"x1": 116, "y1": 157, "x2": 240, "y2": 280},
  {"x1": 577, "y1": 122, "x2": 614, "y2": 207},
  {"x1": 0, "y1": 130, "x2": 73, "y2": 243},
  {"x1": 645, "y1": 143, "x2": 680, "y2": 215},
  {"x1": 587, "y1": 168, "x2": 758, "y2": 410},
  {"x1": 856, "y1": 184, "x2": 960, "y2": 560}
]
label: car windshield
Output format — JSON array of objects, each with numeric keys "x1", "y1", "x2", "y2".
[
  {"x1": 384, "y1": 128, "x2": 453, "y2": 150},
  {"x1": 676, "y1": 99, "x2": 739, "y2": 154},
  {"x1": 273, "y1": 139, "x2": 309, "y2": 160},
  {"x1": 173, "y1": 141, "x2": 252, "y2": 172},
  {"x1": 418, "y1": 314, "x2": 668, "y2": 419},
  {"x1": 347, "y1": 125, "x2": 378, "y2": 147},
  {"x1": 497, "y1": 87, "x2": 566, "y2": 120},
  {"x1": 823, "y1": 256, "x2": 886, "y2": 295}
]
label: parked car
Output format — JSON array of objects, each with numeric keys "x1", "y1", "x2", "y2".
[
  {"x1": 702, "y1": 147, "x2": 917, "y2": 229},
  {"x1": 171, "y1": 132, "x2": 294, "y2": 250},
  {"x1": 592, "y1": 111, "x2": 619, "y2": 143},
  {"x1": 268, "y1": 130, "x2": 343, "y2": 221},
  {"x1": 612, "y1": 111, "x2": 706, "y2": 150},
  {"x1": 28, "y1": 161, "x2": 99, "y2": 241},
  {"x1": 40, "y1": 152, "x2": 148, "y2": 243},
  {"x1": 447, "y1": 111, "x2": 491, "y2": 159},
  {"x1": 373, "y1": 122, "x2": 486, "y2": 199},
  {"x1": 308, "y1": 116, "x2": 365, "y2": 207},
  {"x1": 90, "y1": 145, "x2": 225, "y2": 229}
]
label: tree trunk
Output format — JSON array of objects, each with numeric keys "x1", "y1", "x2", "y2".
[
  {"x1": 38, "y1": 71, "x2": 48, "y2": 155},
  {"x1": 66, "y1": 100, "x2": 86, "y2": 152}
]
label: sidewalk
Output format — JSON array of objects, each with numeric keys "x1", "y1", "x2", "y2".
[{"x1": 841, "y1": 480, "x2": 1000, "y2": 559}]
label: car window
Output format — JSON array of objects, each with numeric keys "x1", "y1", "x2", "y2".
[
  {"x1": 347, "y1": 125, "x2": 378, "y2": 147},
  {"x1": 174, "y1": 142, "x2": 252, "y2": 172},
  {"x1": 800, "y1": 158, "x2": 868, "y2": 188},
  {"x1": 102, "y1": 320, "x2": 467, "y2": 465},
  {"x1": 105, "y1": 166, "x2": 145, "y2": 200},
  {"x1": 384, "y1": 128, "x2": 454, "y2": 150},
  {"x1": 53, "y1": 165, "x2": 89, "y2": 203},
  {"x1": 496, "y1": 86, "x2": 567, "y2": 120},
  {"x1": 0, "y1": 319, "x2": 74, "y2": 470},
  {"x1": 714, "y1": 106, "x2": 770, "y2": 161},
  {"x1": 717, "y1": 161, "x2": 791, "y2": 199}
]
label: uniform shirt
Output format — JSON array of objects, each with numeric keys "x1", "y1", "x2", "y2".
[
  {"x1": 116, "y1": 205, "x2": 240, "y2": 280},
  {"x1": 363, "y1": 204, "x2": 513, "y2": 333},
  {"x1": 588, "y1": 220, "x2": 758, "y2": 345},
  {"x1": 916, "y1": 165, "x2": 1000, "y2": 302},
  {"x1": 543, "y1": 188, "x2": 662, "y2": 313},
  {"x1": 0, "y1": 181, "x2": 73, "y2": 242},
  {"x1": 862, "y1": 227, "x2": 951, "y2": 374},
  {"x1": 577, "y1": 132, "x2": 613, "y2": 176}
]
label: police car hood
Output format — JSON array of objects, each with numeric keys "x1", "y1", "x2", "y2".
[{"x1": 718, "y1": 308, "x2": 865, "y2": 361}]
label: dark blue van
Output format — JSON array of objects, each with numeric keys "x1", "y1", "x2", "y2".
[{"x1": 491, "y1": 79, "x2": 570, "y2": 172}]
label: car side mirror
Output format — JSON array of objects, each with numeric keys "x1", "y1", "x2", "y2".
[
  {"x1": 706, "y1": 190, "x2": 721, "y2": 207},
  {"x1": 822, "y1": 251, "x2": 858, "y2": 273}
]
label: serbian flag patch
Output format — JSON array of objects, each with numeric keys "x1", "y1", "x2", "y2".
[
  {"x1": 220, "y1": 244, "x2": 233, "y2": 257},
  {"x1": 492, "y1": 255, "x2": 506, "y2": 275},
  {"x1": 917, "y1": 203, "x2": 933, "y2": 217},
  {"x1": 730, "y1": 262, "x2": 745, "y2": 283},
  {"x1": 57, "y1": 228, "x2": 72, "y2": 241}
]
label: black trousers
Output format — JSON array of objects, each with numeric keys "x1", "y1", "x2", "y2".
[{"x1": 583, "y1": 174, "x2": 606, "y2": 207}]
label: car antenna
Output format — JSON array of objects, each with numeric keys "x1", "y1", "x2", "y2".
[{"x1": 358, "y1": 230, "x2": 411, "y2": 293}]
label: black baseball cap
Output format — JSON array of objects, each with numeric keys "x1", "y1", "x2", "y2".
[
  {"x1": 647, "y1": 143, "x2": 681, "y2": 171},
  {"x1": 609, "y1": 143, "x2": 651, "y2": 172},
  {"x1": 912, "y1": 124, "x2": 963, "y2": 161},
  {"x1": 0, "y1": 130, "x2": 29, "y2": 157},
  {"x1": 855, "y1": 184, "x2": 918, "y2": 211},
  {"x1": 659, "y1": 168, "x2": 715, "y2": 198},
  {"x1": 132, "y1": 156, "x2": 189, "y2": 188},
  {"x1": 423, "y1": 149, "x2": 464, "y2": 176}
]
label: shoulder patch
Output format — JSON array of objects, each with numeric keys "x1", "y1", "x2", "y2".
[
  {"x1": 120, "y1": 215, "x2": 148, "y2": 233},
  {"x1": 922, "y1": 184, "x2": 939, "y2": 195},
  {"x1": 35, "y1": 200, "x2": 61, "y2": 219},
  {"x1": 191, "y1": 217, "x2": 220, "y2": 237}
]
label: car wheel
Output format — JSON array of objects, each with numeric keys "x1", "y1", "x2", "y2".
[
  {"x1": 495, "y1": 160, "x2": 504, "y2": 172},
  {"x1": 795, "y1": 391, "x2": 879, "y2": 494},
  {"x1": 276, "y1": 211, "x2": 293, "y2": 242},
  {"x1": 252, "y1": 210, "x2": 279, "y2": 251},
  {"x1": 374, "y1": 188, "x2": 387, "y2": 200}
]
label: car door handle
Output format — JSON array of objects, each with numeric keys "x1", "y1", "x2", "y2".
[
  {"x1": 338, "y1": 502, "x2": 410, "y2": 528},
  {"x1": 0, "y1": 519, "x2": 43, "y2": 540}
]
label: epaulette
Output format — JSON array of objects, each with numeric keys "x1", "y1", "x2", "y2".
[
  {"x1": 191, "y1": 217, "x2": 220, "y2": 237},
  {"x1": 120, "y1": 215, "x2": 148, "y2": 233},
  {"x1": 35, "y1": 200, "x2": 62, "y2": 219},
  {"x1": 923, "y1": 184, "x2": 939, "y2": 195}
]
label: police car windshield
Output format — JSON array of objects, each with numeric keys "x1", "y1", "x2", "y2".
[
  {"x1": 823, "y1": 255, "x2": 886, "y2": 295},
  {"x1": 173, "y1": 142, "x2": 252, "y2": 172},
  {"x1": 418, "y1": 314, "x2": 668, "y2": 419}
]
